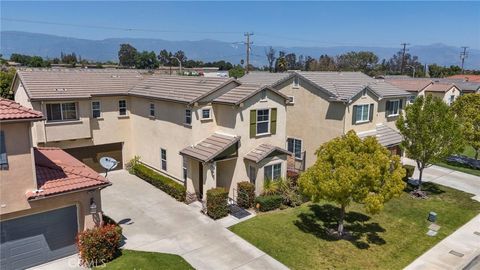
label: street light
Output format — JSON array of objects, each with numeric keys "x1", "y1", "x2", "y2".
[
  {"x1": 406, "y1": 65, "x2": 416, "y2": 78},
  {"x1": 170, "y1": 57, "x2": 182, "y2": 75}
]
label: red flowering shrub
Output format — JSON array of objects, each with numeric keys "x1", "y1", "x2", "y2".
[{"x1": 76, "y1": 224, "x2": 122, "y2": 267}]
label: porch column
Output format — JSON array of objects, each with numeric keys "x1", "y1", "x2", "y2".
[{"x1": 203, "y1": 161, "x2": 217, "y2": 198}]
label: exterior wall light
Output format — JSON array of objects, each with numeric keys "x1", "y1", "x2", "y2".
[{"x1": 90, "y1": 198, "x2": 97, "y2": 214}]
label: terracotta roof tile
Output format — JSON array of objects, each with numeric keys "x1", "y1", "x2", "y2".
[
  {"x1": 424, "y1": 82, "x2": 456, "y2": 92},
  {"x1": 27, "y1": 147, "x2": 110, "y2": 199},
  {"x1": 0, "y1": 98, "x2": 43, "y2": 121},
  {"x1": 448, "y1": 75, "x2": 480, "y2": 83}
]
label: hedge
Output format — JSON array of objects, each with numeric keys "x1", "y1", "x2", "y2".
[
  {"x1": 76, "y1": 224, "x2": 122, "y2": 267},
  {"x1": 255, "y1": 195, "x2": 283, "y2": 212},
  {"x1": 237, "y1": 181, "x2": 255, "y2": 208},
  {"x1": 207, "y1": 187, "x2": 229, "y2": 220},
  {"x1": 132, "y1": 163, "x2": 186, "y2": 202},
  {"x1": 403, "y1": 164, "x2": 415, "y2": 181}
]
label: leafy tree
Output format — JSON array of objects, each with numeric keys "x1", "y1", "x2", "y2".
[
  {"x1": 0, "y1": 67, "x2": 16, "y2": 99},
  {"x1": 275, "y1": 51, "x2": 287, "y2": 72},
  {"x1": 452, "y1": 94, "x2": 480, "y2": 160},
  {"x1": 385, "y1": 51, "x2": 425, "y2": 77},
  {"x1": 265, "y1": 47, "x2": 276, "y2": 72},
  {"x1": 307, "y1": 54, "x2": 336, "y2": 71},
  {"x1": 158, "y1": 49, "x2": 173, "y2": 66},
  {"x1": 118, "y1": 44, "x2": 138, "y2": 67},
  {"x1": 173, "y1": 50, "x2": 187, "y2": 66},
  {"x1": 428, "y1": 64, "x2": 462, "y2": 78},
  {"x1": 336, "y1": 51, "x2": 378, "y2": 75},
  {"x1": 396, "y1": 95, "x2": 464, "y2": 192},
  {"x1": 299, "y1": 130, "x2": 405, "y2": 236},
  {"x1": 228, "y1": 65, "x2": 245, "y2": 79},
  {"x1": 135, "y1": 51, "x2": 159, "y2": 69},
  {"x1": 60, "y1": 52, "x2": 77, "y2": 65},
  {"x1": 285, "y1": 53, "x2": 297, "y2": 70}
]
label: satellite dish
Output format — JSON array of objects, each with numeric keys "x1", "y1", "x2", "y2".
[{"x1": 100, "y1": 157, "x2": 118, "y2": 176}]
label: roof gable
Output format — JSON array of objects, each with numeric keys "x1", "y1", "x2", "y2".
[{"x1": 0, "y1": 98, "x2": 43, "y2": 122}]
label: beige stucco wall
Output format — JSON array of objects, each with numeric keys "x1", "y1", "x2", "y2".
[
  {"x1": 0, "y1": 189, "x2": 103, "y2": 231},
  {"x1": 0, "y1": 122, "x2": 37, "y2": 214},
  {"x1": 418, "y1": 86, "x2": 460, "y2": 105}
]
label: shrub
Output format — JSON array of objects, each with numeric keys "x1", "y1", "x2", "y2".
[
  {"x1": 262, "y1": 178, "x2": 279, "y2": 195},
  {"x1": 207, "y1": 187, "x2": 229, "y2": 219},
  {"x1": 102, "y1": 214, "x2": 122, "y2": 235},
  {"x1": 237, "y1": 181, "x2": 255, "y2": 208},
  {"x1": 76, "y1": 224, "x2": 122, "y2": 267},
  {"x1": 403, "y1": 165, "x2": 415, "y2": 181},
  {"x1": 255, "y1": 195, "x2": 283, "y2": 212},
  {"x1": 125, "y1": 156, "x2": 140, "y2": 174},
  {"x1": 132, "y1": 163, "x2": 186, "y2": 202}
]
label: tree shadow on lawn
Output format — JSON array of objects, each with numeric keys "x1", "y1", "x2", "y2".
[
  {"x1": 404, "y1": 182, "x2": 445, "y2": 195},
  {"x1": 294, "y1": 204, "x2": 386, "y2": 249}
]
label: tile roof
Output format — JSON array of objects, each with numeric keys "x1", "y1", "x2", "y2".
[
  {"x1": 423, "y1": 82, "x2": 456, "y2": 92},
  {"x1": 244, "y1": 144, "x2": 291, "y2": 163},
  {"x1": 16, "y1": 69, "x2": 145, "y2": 100},
  {"x1": 180, "y1": 133, "x2": 240, "y2": 163},
  {"x1": 27, "y1": 147, "x2": 110, "y2": 199},
  {"x1": 384, "y1": 78, "x2": 433, "y2": 92},
  {"x1": 239, "y1": 71, "x2": 294, "y2": 86},
  {"x1": 448, "y1": 75, "x2": 480, "y2": 83},
  {"x1": 357, "y1": 124, "x2": 402, "y2": 147},
  {"x1": 129, "y1": 75, "x2": 234, "y2": 103},
  {"x1": 432, "y1": 78, "x2": 480, "y2": 92},
  {"x1": 0, "y1": 98, "x2": 44, "y2": 121}
]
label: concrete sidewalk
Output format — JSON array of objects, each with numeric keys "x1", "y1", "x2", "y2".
[
  {"x1": 102, "y1": 170, "x2": 288, "y2": 270},
  {"x1": 405, "y1": 214, "x2": 480, "y2": 270},
  {"x1": 402, "y1": 158, "x2": 480, "y2": 201}
]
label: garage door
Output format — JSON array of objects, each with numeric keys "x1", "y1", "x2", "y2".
[
  {"x1": 65, "y1": 143, "x2": 123, "y2": 172},
  {"x1": 0, "y1": 206, "x2": 78, "y2": 270}
]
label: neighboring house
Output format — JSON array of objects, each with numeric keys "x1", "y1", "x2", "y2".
[
  {"x1": 13, "y1": 69, "x2": 291, "y2": 199},
  {"x1": 240, "y1": 71, "x2": 410, "y2": 171},
  {"x1": 383, "y1": 78, "x2": 433, "y2": 104},
  {"x1": 448, "y1": 74, "x2": 480, "y2": 83},
  {"x1": 421, "y1": 82, "x2": 461, "y2": 105},
  {"x1": 0, "y1": 98, "x2": 110, "y2": 270}
]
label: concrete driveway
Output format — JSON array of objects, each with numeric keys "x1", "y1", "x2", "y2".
[{"x1": 102, "y1": 170, "x2": 288, "y2": 270}]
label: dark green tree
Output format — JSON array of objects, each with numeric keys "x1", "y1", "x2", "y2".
[
  {"x1": 0, "y1": 67, "x2": 16, "y2": 99},
  {"x1": 228, "y1": 65, "x2": 245, "y2": 79},
  {"x1": 135, "y1": 51, "x2": 159, "y2": 69},
  {"x1": 118, "y1": 44, "x2": 138, "y2": 67},
  {"x1": 452, "y1": 94, "x2": 480, "y2": 160}
]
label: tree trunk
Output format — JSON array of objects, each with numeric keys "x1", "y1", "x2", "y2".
[
  {"x1": 418, "y1": 167, "x2": 424, "y2": 191},
  {"x1": 337, "y1": 205, "x2": 346, "y2": 236}
]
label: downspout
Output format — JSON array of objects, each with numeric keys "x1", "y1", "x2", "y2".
[{"x1": 41, "y1": 101, "x2": 48, "y2": 145}]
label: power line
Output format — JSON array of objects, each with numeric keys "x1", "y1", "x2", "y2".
[
  {"x1": 460, "y1": 46, "x2": 469, "y2": 74},
  {"x1": 244, "y1": 32, "x2": 254, "y2": 73},
  {"x1": 400, "y1": 42, "x2": 410, "y2": 74}
]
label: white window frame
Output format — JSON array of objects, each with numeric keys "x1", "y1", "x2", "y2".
[
  {"x1": 201, "y1": 107, "x2": 212, "y2": 120},
  {"x1": 287, "y1": 137, "x2": 303, "y2": 160},
  {"x1": 355, "y1": 104, "x2": 370, "y2": 124},
  {"x1": 118, "y1": 100, "x2": 127, "y2": 116},
  {"x1": 387, "y1": 99, "x2": 400, "y2": 117},
  {"x1": 293, "y1": 76, "x2": 300, "y2": 88},
  {"x1": 264, "y1": 163, "x2": 282, "y2": 181},
  {"x1": 185, "y1": 109, "x2": 192, "y2": 125},
  {"x1": 149, "y1": 102, "x2": 155, "y2": 117},
  {"x1": 256, "y1": 109, "x2": 270, "y2": 135},
  {"x1": 91, "y1": 101, "x2": 101, "y2": 119},
  {"x1": 161, "y1": 148, "x2": 167, "y2": 171},
  {"x1": 46, "y1": 102, "x2": 78, "y2": 122}
]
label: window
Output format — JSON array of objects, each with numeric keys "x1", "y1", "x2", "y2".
[
  {"x1": 46, "y1": 102, "x2": 77, "y2": 122},
  {"x1": 0, "y1": 131, "x2": 8, "y2": 170},
  {"x1": 287, "y1": 96, "x2": 295, "y2": 104},
  {"x1": 92, "y1": 101, "x2": 101, "y2": 118},
  {"x1": 149, "y1": 103, "x2": 155, "y2": 117},
  {"x1": 201, "y1": 108, "x2": 211, "y2": 120},
  {"x1": 118, "y1": 100, "x2": 127, "y2": 116},
  {"x1": 287, "y1": 138, "x2": 302, "y2": 159},
  {"x1": 387, "y1": 100, "x2": 400, "y2": 117},
  {"x1": 185, "y1": 109, "x2": 192, "y2": 125},
  {"x1": 249, "y1": 165, "x2": 256, "y2": 184},
  {"x1": 355, "y1": 104, "x2": 370, "y2": 123},
  {"x1": 408, "y1": 95, "x2": 416, "y2": 104},
  {"x1": 161, "y1": 148, "x2": 167, "y2": 171},
  {"x1": 293, "y1": 76, "x2": 299, "y2": 88},
  {"x1": 256, "y1": 109, "x2": 270, "y2": 135},
  {"x1": 264, "y1": 163, "x2": 281, "y2": 181},
  {"x1": 449, "y1": 95, "x2": 455, "y2": 105},
  {"x1": 183, "y1": 158, "x2": 188, "y2": 182}
]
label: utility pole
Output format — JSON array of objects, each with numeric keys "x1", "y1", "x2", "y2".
[
  {"x1": 400, "y1": 42, "x2": 410, "y2": 74},
  {"x1": 244, "y1": 32, "x2": 254, "y2": 74},
  {"x1": 460, "y1": 46, "x2": 469, "y2": 74}
]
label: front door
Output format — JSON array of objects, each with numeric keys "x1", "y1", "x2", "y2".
[{"x1": 198, "y1": 162, "x2": 203, "y2": 200}]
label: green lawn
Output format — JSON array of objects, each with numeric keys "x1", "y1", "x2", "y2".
[
  {"x1": 230, "y1": 183, "x2": 480, "y2": 270},
  {"x1": 435, "y1": 145, "x2": 480, "y2": 177},
  {"x1": 95, "y1": 250, "x2": 194, "y2": 270}
]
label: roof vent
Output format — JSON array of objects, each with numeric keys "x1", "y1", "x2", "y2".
[
  {"x1": 55, "y1": 88, "x2": 67, "y2": 92},
  {"x1": 111, "y1": 74, "x2": 120, "y2": 78}
]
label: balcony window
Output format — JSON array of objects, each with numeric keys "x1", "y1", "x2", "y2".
[
  {"x1": 118, "y1": 100, "x2": 127, "y2": 116},
  {"x1": 46, "y1": 102, "x2": 78, "y2": 122}
]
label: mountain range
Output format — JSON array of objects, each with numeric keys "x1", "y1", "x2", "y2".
[{"x1": 1, "y1": 31, "x2": 479, "y2": 69}]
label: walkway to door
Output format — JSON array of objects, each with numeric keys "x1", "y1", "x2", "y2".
[{"x1": 102, "y1": 170, "x2": 288, "y2": 270}]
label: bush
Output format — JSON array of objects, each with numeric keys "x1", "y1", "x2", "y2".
[
  {"x1": 207, "y1": 188, "x2": 229, "y2": 219},
  {"x1": 237, "y1": 181, "x2": 255, "y2": 208},
  {"x1": 132, "y1": 163, "x2": 186, "y2": 202},
  {"x1": 102, "y1": 214, "x2": 122, "y2": 235},
  {"x1": 255, "y1": 195, "x2": 283, "y2": 212},
  {"x1": 403, "y1": 165, "x2": 415, "y2": 181},
  {"x1": 76, "y1": 224, "x2": 122, "y2": 267}
]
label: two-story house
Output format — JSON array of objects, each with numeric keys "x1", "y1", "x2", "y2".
[
  {"x1": 0, "y1": 98, "x2": 110, "y2": 270},
  {"x1": 13, "y1": 69, "x2": 291, "y2": 199},
  {"x1": 240, "y1": 71, "x2": 411, "y2": 171}
]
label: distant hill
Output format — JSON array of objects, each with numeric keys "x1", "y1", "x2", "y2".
[{"x1": 1, "y1": 31, "x2": 479, "y2": 69}]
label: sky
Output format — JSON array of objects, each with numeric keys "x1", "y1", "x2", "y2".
[{"x1": 2, "y1": 1, "x2": 480, "y2": 49}]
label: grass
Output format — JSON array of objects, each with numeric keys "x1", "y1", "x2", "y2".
[
  {"x1": 230, "y1": 183, "x2": 480, "y2": 270},
  {"x1": 95, "y1": 249, "x2": 194, "y2": 270},
  {"x1": 435, "y1": 145, "x2": 480, "y2": 177}
]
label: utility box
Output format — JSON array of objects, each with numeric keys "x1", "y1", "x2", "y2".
[{"x1": 428, "y1": 212, "x2": 437, "y2": 222}]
